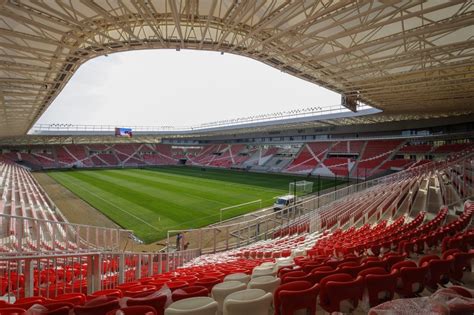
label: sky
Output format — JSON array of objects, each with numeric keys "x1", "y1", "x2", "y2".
[{"x1": 36, "y1": 49, "x2": 341, "y2": 128}]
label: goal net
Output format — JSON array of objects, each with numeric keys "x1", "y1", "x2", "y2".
[{"x1": 289, "y1": 180, "x2": 314, "y2": 197}]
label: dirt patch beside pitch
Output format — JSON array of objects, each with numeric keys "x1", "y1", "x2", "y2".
[{"x1": 33, "y1": 172, "x2": 161, "y2": 252}]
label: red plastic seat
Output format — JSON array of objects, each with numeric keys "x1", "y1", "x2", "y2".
[
  {"x1": 425, "y1": 258, "x2": 452, "y2": 290},
  {"x1": 281, "y1": 271, "x2": 306, "y2": 284},
  {"x1": 338, "y1": 264, "x2": 366, "y2": 278},
  {"x1": 124, "y1": 285, "x2": 157, "y2": 297},
  {"x1": 325, "y1": 260, "x2": 342, "y2": 269},
  {"x1": 40, "y1": 306, "x2": 72, "y2": 315},
  {"x1": 448, "y1": 252, "x2": 474, "y2": 281},
  {"x1": 302, "y1": 263, "x2": 323, "y2": 274},
  {"x1": 125, "y1": 293, "x2": 167, "y2": 315},
  {"x1": 13, "y1": 296, "x2": 46, "y2": 306},
  {"x1": 172, "y1": 275, "x2": 197, "y2": 285},
  {"x1": 41, "y1": 302, "x2": 74, "y2": 312},
  {"x1": 106, "y1": 305, "x2": 157, "y2": 315},
  {"x1": 363, "y1": 260, "x2": 387, "y2": 270},
  {"x1": 10, "y1": 300, "x2": 43, "y2": 311},
  {"x1": 309, "y1": 268, "x2": 339, "y2": 284},
  {"x1": 172, "y1": 286, "x2": 209, "y2": 301},
  {"x1": 382, "y1": 254, "x2": 405, "y2": 270},
  {"x1": 361, "y1": 269, "x2": 398, "y2": 307},
  {"x1": 74, "y1": 296, "x2": 120, "y2": 315},
  {"x1": 395, "y1": 265, "x2": 428, "y2": 297},
  {"x1": 278, "y1": 267, "x2": 300, "y2": 278},
  {"x1": 274, "y1": 280, "x2": 319, "y2": 315},
  {"x1": 390, "y1": 260, "x2": 416, "y2": 272},
  {"x1": 319, "y1": 273, "x2": 364, "y2": 313},
  {"x1": 194, "y1": 277, "x2": 220, "y2": 292},
  {"x1": 419, "y1": 254, "x2": 440, "y2": 267},
  {"x1": 200, "y1": 271, "x2": 225, "y2": 281},
  {"x1": 116, "y1": 282, "x2": 141, "y2": 292},
  {"x1": 442, "y1": 249, "x2": 462, "y2": 259},
  {"x1": 165, "y1": 281, "x2": 188, "y2": 292},
  {"x1": 357, "y1": 267, "x2": 387, "y2": 278},
  {"x1": 90, "y1": 289, "x2": 123, "y2": 299},
  {"x1": 449, "y1": 285, "x2": 473, "y2": 298},
  {"x1": 414, "y1": 237, "x2": 425, "y2": 254},
  {"x1": 52, "y1": 293, "x2": 86, "y2": 305},
  {"x1": 0, "y1": 308, "x2": 27, "y2": 315}
]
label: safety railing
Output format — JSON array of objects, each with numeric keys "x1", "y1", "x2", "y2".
[
  {"x1": 167, "y1": 151, "x2": 474, "y2": 254},
  {"x1": 0, "y1": 248, "x2": 201, "y2": 302},
  {"x1": 0, "y1": 214, "x2": 132, "y2": 254}
]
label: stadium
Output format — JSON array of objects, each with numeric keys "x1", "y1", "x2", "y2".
[{"x1": 0, "y1": 1, "x2": 473, "y2": 314}]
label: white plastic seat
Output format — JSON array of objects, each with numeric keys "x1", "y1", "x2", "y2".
[
  {"x1": 224, "y1": 273, "x2": 250, "y2": 284},
  {"x1": 165, "y1": 296, "x2": 218, "y2": 315},
  {"x1": 251, "y1": 266, "x2": 276, "y2": 278},
  {"x1": 275, "y1": 257, "x2": 294, "y2": 269},
  {"x1": 259, "y1": 262, "x2": 276, "y2": 269},
  {"x1": 292, "y1": 248, "x2": 305, "y2": 257},
  {"x1": 223, "y1": 288, "x2": 272, "y2": 315},
  {"x1": 211, "y1": 280, "x2": 247, "y2": 314},
  {"x1": 247, "y1": 275, "x2": 281, "y2": 295}
]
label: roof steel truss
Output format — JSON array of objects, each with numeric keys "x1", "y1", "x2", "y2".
[{"x1": 0, "y1": 0, "x2": 472, "y2": 137}]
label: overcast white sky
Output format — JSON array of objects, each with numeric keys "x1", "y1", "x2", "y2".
[{"x1": 37, "y1": 49, "x2": 341, "y2": 127}]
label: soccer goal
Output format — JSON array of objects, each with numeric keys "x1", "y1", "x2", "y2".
[{"x1": 289, "y1": 180, "x2": 314, "y2": 197}]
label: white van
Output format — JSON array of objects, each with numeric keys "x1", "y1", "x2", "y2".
[{"x1": 273, "y1": 194, "x2": 296, "y2": 211}]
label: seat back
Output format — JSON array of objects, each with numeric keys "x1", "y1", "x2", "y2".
[
  {"x1": 382, "y1": 255, "x2": 405, "y2": 270},
  {"x1": 223, "y1": 289, "x2": 272, "y2": 315},
  {"x1": 126, "y1": 293, "x2": 168, "y2": 315},
  {"x1": 106, "y1": 305, "x2": 157, "y2": 315},
  {"x1": 323, "y1": 275, "x2": 364, "y2": 313},
  {"x1": 419, "y1": 254, "x2": 440, "y2": 267},
  {"x1": 276, "y1": 282, "x2": 319, "y2": 315},
  {"x1": 165, "y1": 297, "x2": 218, "y2": 315},
  {"x1": 280, "y1": 271, "x2": 305, "y2": 284},
  {"x1": 338, "y1": 264, "x2": 366, "y2": 278},
  {"x1": 224, "y1": 273, "x2": 250, "y2": 284},
  {"x1": 364, "y1": 270, "x2": 397, "y2": 307},
  {"x1": 247, "y1": 276, "x2": 281, "y2": 295},
  {"x1": 450, "y1": 252, "x2": 474, "y2": 281},
  {"x1": 358, "y1": 267, "x2": 386, "y2": 278},
  {"x1": 274, "y1": 281, "x2": 313, "y2": 315},
  {"x1": 74, "y1": 298, "x2": 120, "y2": 315},
  {"x1": 211, "y1": 281, "x2": 246, "y2": 313},
  {"x1": 391, "y1": 260, "x2": 416, "y2": 272},
  {"x1": 397, "y1": 266, "x2": 428, "y2": 297},
  {"x1": 364, "y1": 260, "x2": 388, "y2": 270},
  {"x1": 426, "y1": 259, "x2": 451, "y2": 289},
  {"x1": 172, "y1": 286, "x2": 209, "y2": 302},
  {"x1": 0, "y1": 307, "x2": 27, "y2": 315}
]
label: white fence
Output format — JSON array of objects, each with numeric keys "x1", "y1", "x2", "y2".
[
  {"x1": 0, "y1": 214, "x2": 131, "y2": 254},
  {"x1": 0, "y1": 249, "x2": 201, "y2": 302}
]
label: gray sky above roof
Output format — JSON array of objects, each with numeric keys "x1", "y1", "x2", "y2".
[{"x1": 37, "y1": 49, "x2": 340, "y2": 127}]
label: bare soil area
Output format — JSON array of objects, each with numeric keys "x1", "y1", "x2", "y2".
[{"x1": 33, "y1": 172, "x2": 160, "y2": 252}]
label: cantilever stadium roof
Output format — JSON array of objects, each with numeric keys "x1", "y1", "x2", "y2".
[{"x1": 0, "y1": 0, "x2": 473, "y2": 138}]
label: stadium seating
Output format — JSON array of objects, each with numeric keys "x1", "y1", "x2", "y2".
[
  {"x1": 0, "y1": 139, "x2": 473, "y2": 314},
  {"x1": 355, "y1": 140, "x2": 404, "y2": 178},
  {"x1": 399, "y1": 144, "x2": 433, "y2": 154},
  {"x1": 1, "y1": 141, "x2": 472, "y2": 182}
]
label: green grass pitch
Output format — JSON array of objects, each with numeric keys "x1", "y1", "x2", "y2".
[{"x1": 47, "y1": 166, "x2": 344, "y2": 243}]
